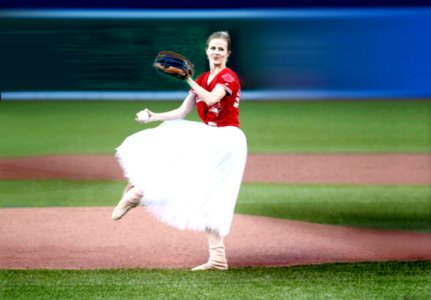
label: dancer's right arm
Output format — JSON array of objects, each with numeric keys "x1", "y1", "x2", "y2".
[{"x1": 136, "y1": 93, "x2": 196, "y2": 123}]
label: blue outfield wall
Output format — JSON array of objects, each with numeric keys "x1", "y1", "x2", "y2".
[{"x1": 0, "y1": 8, "x2": 430, "y2": 100}]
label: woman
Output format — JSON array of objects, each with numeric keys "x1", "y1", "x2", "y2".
[{"x1": 112, "y1": 31, "x2": 247, "y2": 271}]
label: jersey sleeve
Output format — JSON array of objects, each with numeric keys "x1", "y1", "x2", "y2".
[{"x1": 216, "y1": 71, "x2": 239, "y2": 96}]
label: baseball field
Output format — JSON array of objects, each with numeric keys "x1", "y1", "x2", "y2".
[{"x1": 0, "y1": 99, "x2": 430, "y2": 299}]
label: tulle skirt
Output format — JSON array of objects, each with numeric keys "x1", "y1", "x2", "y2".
[{"x1": 115, "y1": 120, "x2": 247, "y2": 236}]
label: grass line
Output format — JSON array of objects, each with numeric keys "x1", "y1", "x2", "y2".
[
  {"x1": 1, "y1": 262, "x2": 430, "y2": 299},
  {"x1": 0, "y1": 180, "x2": 430, "y2": 232}
]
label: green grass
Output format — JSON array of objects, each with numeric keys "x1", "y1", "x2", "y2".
[
  {"x1": 1, "y1": 100, "x2": 430, "y2": 156},
  {"x1": 1, "y1": 180, "x2": 430, "y2": 232},
  {"x1": 1, "y1": 262, "x2": 430, "y2": 299},
  {"x1": 242, "y1": 100, "x2": 431, "y2": 153},
  {"x1": 236, "y1": 183, "x2": 431, "y2": 232},
  {"x1": 0, "y1": 180, "x2": 125, "y2": 208}
]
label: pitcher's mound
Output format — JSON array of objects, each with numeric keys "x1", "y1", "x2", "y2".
[{"x1": 1, "y1": 207, "x2": 430, "y2": 269}]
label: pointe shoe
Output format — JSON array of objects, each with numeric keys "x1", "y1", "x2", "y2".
[
  {"x1": 191, "y1": 245, "x2": 228, "y2": 271},
  {"x1": 191, "y1": 261, "x2": 228, "y2": 271},
  {"x1": 112, "y1": 188, "x2": 142, "y2": 221}
]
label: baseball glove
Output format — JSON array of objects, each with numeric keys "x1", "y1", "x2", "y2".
[{"x1": 153, "y1": 51, "x2": 194, "y2": 80}]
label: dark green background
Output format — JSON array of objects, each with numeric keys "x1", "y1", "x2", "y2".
[{"x1": 0, "y1": 18, "x2": 259, "y2": 91}]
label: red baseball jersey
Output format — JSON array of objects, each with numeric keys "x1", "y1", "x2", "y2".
[{"x1": 190, "y1": 68, "x2": 241, "y2": 127}]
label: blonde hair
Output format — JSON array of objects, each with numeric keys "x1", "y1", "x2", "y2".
[{"x1": 206, "y1": 31, "x2": 231, "y2": 52}]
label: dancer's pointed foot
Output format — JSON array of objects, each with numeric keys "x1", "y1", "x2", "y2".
[
  {"x1": 191, "y1": 245, "x2": 228, "y2": 271},
  {"x1": 112, "y1": 187, "x2": 142, "y2": 220}
]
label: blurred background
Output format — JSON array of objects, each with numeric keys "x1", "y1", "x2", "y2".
[
  {"x1": 1, "y1": 1, "x2": 430, "y2": 100},
  {"x1": 0, "y1": 0, "x2": 430, "y2": 277}
]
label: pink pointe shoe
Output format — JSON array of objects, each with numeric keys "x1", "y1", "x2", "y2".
[{"x1": 191, "y1": 244, "x2": 228, "y2": 271}]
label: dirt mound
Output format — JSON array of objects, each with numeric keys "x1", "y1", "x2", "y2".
[{"x1": 1, "y1": 207, "x2": 430, "y2": 269}]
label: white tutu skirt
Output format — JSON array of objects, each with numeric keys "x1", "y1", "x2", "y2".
[{"x1": 116, "y1": 120, "x2": 247, "y2": 236}]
